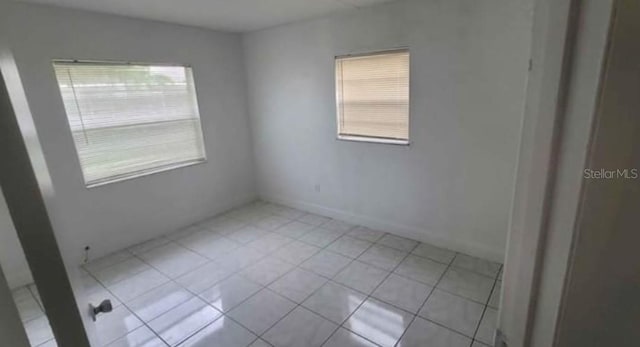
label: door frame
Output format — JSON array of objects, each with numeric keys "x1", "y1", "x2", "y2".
[
  {"x1": 499, "y1": 0, "x2": 616, "y2": 346},
  {"x1": 551, "y1": 0, "x2": 639, "y2": 344}
]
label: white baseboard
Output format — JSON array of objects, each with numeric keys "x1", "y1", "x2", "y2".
[{"x1": 261, "y1": 193, "x2": 505, "y2": 263}]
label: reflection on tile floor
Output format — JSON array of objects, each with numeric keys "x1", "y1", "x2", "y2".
[{"x1": 12, "y1": 201, "x2": 502, "y2": 347}]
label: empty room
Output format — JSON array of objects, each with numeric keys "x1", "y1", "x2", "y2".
[{"x1": 2, "y1": 0, "x2": 637, "y2": 347}]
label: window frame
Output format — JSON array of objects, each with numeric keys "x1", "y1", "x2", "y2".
[
  {"x1": 52, "y1": 59, "x2": 208, "y2": 188},
  {"x1": 334, "y1": 48, "x2": 411, "y2": 146}
]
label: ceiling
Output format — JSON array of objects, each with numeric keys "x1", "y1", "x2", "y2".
[{"x1": 15, "y1": 0, "x2": 398, "y2": 32}]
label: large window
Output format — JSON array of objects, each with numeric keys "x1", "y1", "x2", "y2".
[
  {"x1": 335, "y1": 50, "x2": 410, "y2": 144},
  {"x1": 53, "y1": 61, "x2": 206, "y2": 187}
]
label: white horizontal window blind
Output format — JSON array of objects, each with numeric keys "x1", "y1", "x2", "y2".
[
  {"x1": 336, "y1": 50, "x2": 410, "y2": 143},
  {"x1": 53, "y1": 61, "x2": 206, "y2": 186}
]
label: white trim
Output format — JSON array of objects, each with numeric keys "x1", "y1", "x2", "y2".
[
  {"x1": 500, "y1": 0, "x2": 580, "y2": 345},
  {"x1": 533, "y1": 0, "x2": 617, "y2": 345},
  {"x1": 335, "y1": 47, "x2": 410, "y2": 59},
  {"x1": 334, "y1": 49, "x2": 410, "y2": 147},
  {"x1": 336, "y1": 134, "x2": 410, "y2": 146},
  {"x1": 52, "y1": 59, "x2": 193, "y2": 68},
  {"x1": 51, "y1": 62, "x2": 209, "y2": 188},
  {"x1": 85, "y1": 158, "x2": 206, "y2": 188}
]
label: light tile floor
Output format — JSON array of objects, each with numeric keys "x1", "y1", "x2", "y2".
[{"x1": 12, "y1": 201, "x2": 502, "y2": 347}]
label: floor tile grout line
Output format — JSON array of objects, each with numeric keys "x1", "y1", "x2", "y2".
[
  {"x1": 366, "y1": 255, "x2": 492, "y2": 303},
  {"x1": 94, "y1": 226, "x2": 414, "y2": 346},
  {"x1": 24, "y1": 283, "x2": 57, "y2": 347},
  {"x1": 248, "y1": 223, "x2": 372, "y2": 346},
  {"x1": 206, "y1": 210, "x2": 384, "y2": 346},
  {"x1": 329, "y1": 241, "x2": 421, "y2": 347},
  {"x1": 85, "y1": 201, "x2": 492, "y2": 293},
  {"x1": 470, "y1": 264, "x2": 502, "y2": 346},
  {"x1": 34, "y1": 339, "x2": 54, "y2": 347},
  {"x1": 77, "y1": 201, "x2": 500, "y2": 347},
  {"x1": 81, "y1": 249, "x2": 135, "y2": 273},
  {"x1": 391, "y1": 251, "x2": 461, "y2": 347},
  {"x1": 215, "y1": 202, "x2": 438, "y2": 334},
  {"x1": 133, "y1": 207, "x2": 301, "y2": 345},
  {"x1": 323, "y1": 244, "x2": 492, "y2": 339},
  {"x1": 86, "y1": 224, "x2": 495, "y2": 302},
  {"x1": 157, "y1": 276, "x2": 267, "y2": 346},
  {"x1": 88, "y1": 223, "x2": 278, "y2": 346},
  {"x1": 340, "y1": 265, "x2": 483, "y2": 342},
  {"x1": 80, "y1": 205, "x2": 269, "y2": 278},
  {"x1": 82, "y1": 238, "x2": 191, "y2": 289},
  {"x1": 40, "y1": 208, "x2": 443, "y2": 346},
  {"x1": 92, "y1": 240, "x2": 276, "y2": 347},
  {"x1": 84, "y1": 268, "x2": 173, "y2": 347},
  {"x1": 13, "y1": 287, "x2": 47, "y2": 326},
  {"x1": 27, "y1": 284, "x2": 45, "y2": 312},
  {"x1": 148, "y1": 210, "x2": 348, "y2": 345},
  {"x1": 91, "y1": 212, "x2": 323, "y2": 347},
  {"x1": 396, "y1": 257, "x2": 502, "y2": 345},
  {"x1": 282, "y1": 228, "x2": 384, "y2": 347},
  {"x1": 471, "y1": 289, "x2": 495, "y2": 346},
  {"x1": 46, "y1": 203, "x2": 481, "y2": 347},
  {"x1": 19, "y1": 204, "x2": 293, "y2": 347},
  {"x1": 82, "y1": 211, "x2": 231, "y2": 274},
  {"x1": 123, "y1": 241, "x2": 286, "y2": 347},
  {"x1": 87, "y1": 261, "x2": 157, "y2": 290},
  {"x1": 414, "y1": 276, "x2": 498, "y2": 307},
  {"x1": 240, "y1": 220, "x2": 384, "y2": 346},
  {"x1": 447, "y1": 263, "x2": 503, "y2": 281},
  {"x1": 87, "y1": 198, "x2": 483, "y2": 278},
  {"x1": 325, "y1": 246, "x2": 496, "y2": 308},
  {"x1": 145, "y1": 210, "x2": 332, "y2": 345}
]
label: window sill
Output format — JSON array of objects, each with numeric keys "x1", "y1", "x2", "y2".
[
  {"x1": 85, "y1": 159, "x2": 206, "y2": 188},
  {"x1": 337, "y1": 135, "x2": 410, "y2": 146}
]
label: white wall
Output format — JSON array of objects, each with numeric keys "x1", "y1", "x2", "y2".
[
  {"x1": 244, "y1": 0, "x2": 532, "y2": 261},
  {"x1": 3, "y1": 3, "x2": 256, "y2": 266}
]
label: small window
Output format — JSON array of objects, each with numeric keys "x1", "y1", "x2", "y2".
[
  {"x1": 335, "y1": 49, "x2": 410, "y2": 145},
  {"x1": 53, "y1": 61, "x2": 206, "y2": 187}
]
